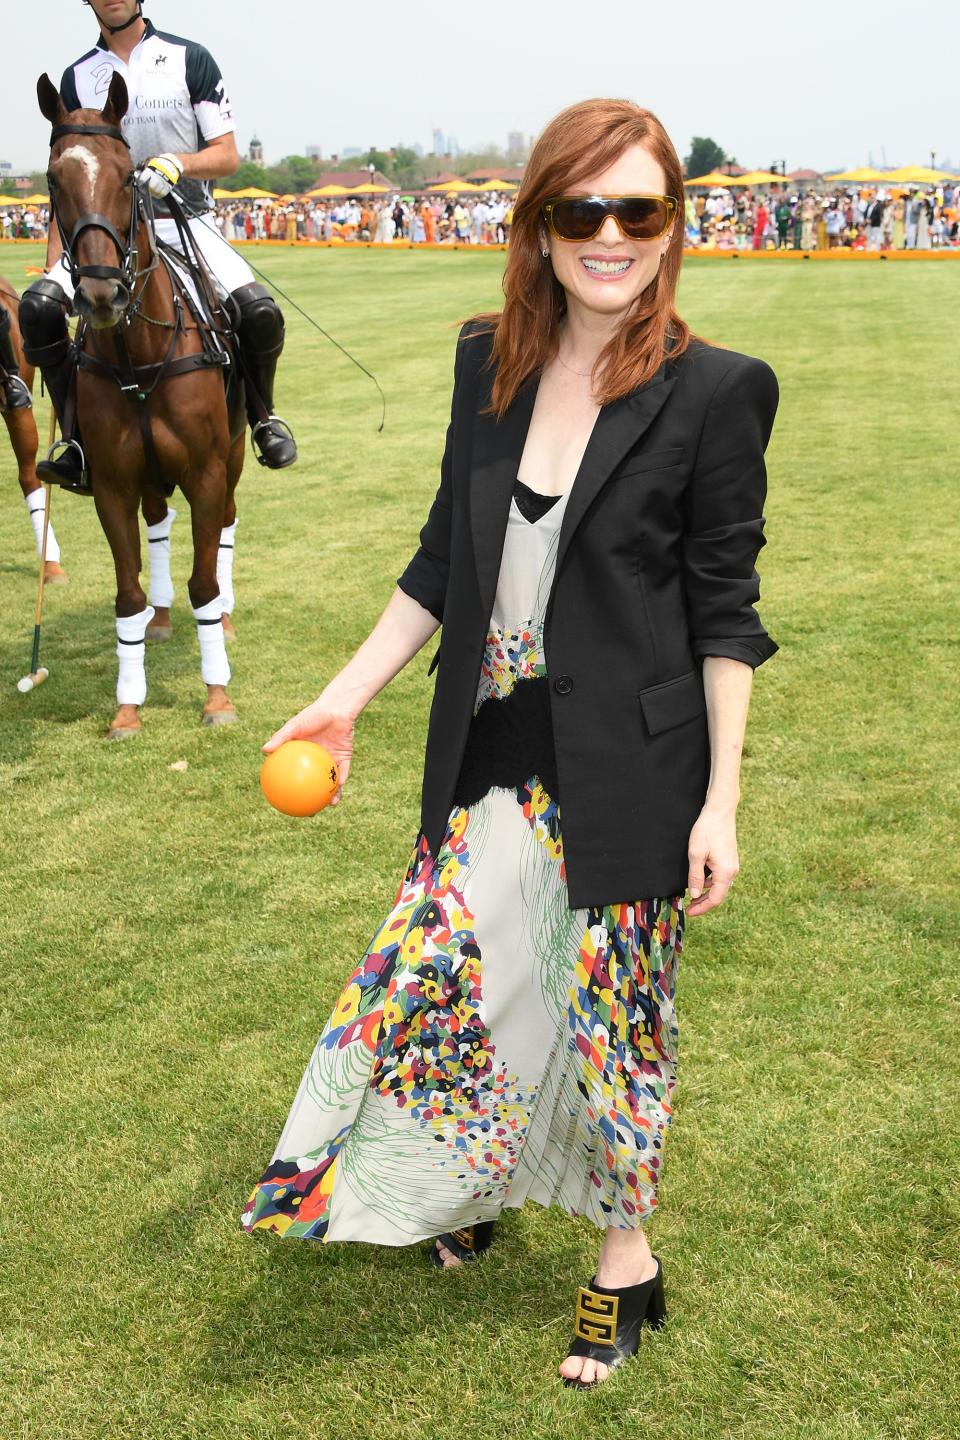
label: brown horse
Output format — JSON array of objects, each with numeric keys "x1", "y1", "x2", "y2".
[
  {"x1": 37, "y1": 71, "x2": 245, "y2": 738},
  {"x1": 0, "y1": 278, "x2": 68, "y2": 585}
]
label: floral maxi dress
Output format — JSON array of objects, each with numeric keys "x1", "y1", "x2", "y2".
[{"x1": 241, "y1": 480, "x2": 685, "y2": 1246}]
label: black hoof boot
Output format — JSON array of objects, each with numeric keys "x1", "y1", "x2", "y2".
[
  {"x1": 251, "y1": 415, "x2": 297, "y2": 469},
  {"x1": 37, "y1": 439, "x2": 93, "y2": 497},
  {"x1": 1, "y1": 374, "x2": 33, "y2": 411},
  {"x1": 561, "y1": 1255, "x2": 667, "y2": 1390}
]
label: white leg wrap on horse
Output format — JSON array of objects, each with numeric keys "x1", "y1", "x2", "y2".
[
  {"x1": 116, "y1": 606, "x2": 155, "y2": 706},
  {"x1": 192, "y1": 596, "x2": 231, "y2": 686},
  {"x1": 25, "y1": 492, "x2": 61, "y2": 563},
  {"x1": 146, "y1": 505, "x2": 177, "y2": 608},
  {"x1": 216, "y1": 519, "x2": 237, "y2": 615}
]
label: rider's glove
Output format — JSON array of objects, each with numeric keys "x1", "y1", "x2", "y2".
[{"x1": 136, "y1": 153, "x2": 183, "y2": 199}]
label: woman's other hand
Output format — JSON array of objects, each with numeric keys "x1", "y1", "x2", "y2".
[
  {"x1": 685, "y1": 803, "x2": 739, "y2": 916},
  {"x1": 262, "y1": 695, "x2": 356, "y2": 807}
]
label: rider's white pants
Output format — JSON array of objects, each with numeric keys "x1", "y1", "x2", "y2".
[{"x1": 49, "y1": 213, "x2": 255, "y2": 304}]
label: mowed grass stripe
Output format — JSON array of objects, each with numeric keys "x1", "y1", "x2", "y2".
[{"x1": 0, "y1": 246, "x2": 956, "y2": 1440}]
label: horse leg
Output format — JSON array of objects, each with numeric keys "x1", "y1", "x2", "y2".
[
  {"x1": 94, "y1": 485, "x2": 153, "y2": 739},
  {"x1": 187, "y1": 468, "x2": 236, "y2": 726},
  {"x1": 141, "y1": 489, "x2": 176, "y2": 641},
  {"x1": 6, "y1": 406, "x2": 68, "y2": 585},
  {"x1": 217, "y1": 432, "x2": 244, "y2": 641}
]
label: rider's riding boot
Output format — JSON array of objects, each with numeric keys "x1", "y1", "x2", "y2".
[
  {"x1": 231, "y1": 282, "x2": 298, "y2": 469},
  {"x1": 20, "y1": 278, "x2": 91, "y2": 496},
  {"x1": 0, "y1": 303, "x2": 33, "y2": 411}
]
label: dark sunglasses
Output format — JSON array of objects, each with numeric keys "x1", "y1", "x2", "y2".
[{"x1": 542, "y1": 193, "x2": 678, "y2": 242}]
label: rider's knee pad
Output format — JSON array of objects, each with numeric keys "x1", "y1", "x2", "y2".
[
  {"x1": 231, "y1": 281, "x2": 285, "y2": 357},
  {"x1": 20, "y1": 279, "x2": 70, "y2": 367}
]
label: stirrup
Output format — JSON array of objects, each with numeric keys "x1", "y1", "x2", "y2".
[
  {"x1": 250, "y1": 413, "x2": 297, "y2": 468},
  {"x1": 37, "y1": 437, "x2": 93, "y2": 497},
  {"x1": 561, "y1": 1256, "x2": 666, "y2": 1390},
  {"x1": 1, "y1": 374, "x2": 33, "y2": 411},
  {"x1": 427, "y1": 1220, "x2": 496, "y2": 1269}
]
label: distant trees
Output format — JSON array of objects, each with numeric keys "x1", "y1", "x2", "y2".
[
  {"x1": 213, "y1": 141, "x2": 525, "y2": 195},
  {"x1": 684, "y1": 137, "x2": 730, "y2": 178},
  {"x1": 217, "y1": 156, "x2": 321, "y2": 195}
]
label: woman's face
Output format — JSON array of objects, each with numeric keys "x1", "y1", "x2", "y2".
[{"x1": 541, "y1": 142, "x2": 674, "y2": 322}]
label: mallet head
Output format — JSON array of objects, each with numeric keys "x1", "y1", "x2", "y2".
[{"x1": 16, "y1": 667, "x2": 49, "y2": 693}]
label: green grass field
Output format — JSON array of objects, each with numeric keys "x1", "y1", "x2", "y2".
[{"x1": 1, "y1": 245, "x2": 957, "y2": 1440}]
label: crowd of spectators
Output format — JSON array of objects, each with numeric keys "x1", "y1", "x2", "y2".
[
  {"x1": 686, "y1": 184, "x2": 960, "y2": 250},
  {"x1": 4, "y1": 183, "x2": 960, "y2": 252},
  {"x1": 215, "y1": 194, "x2": 513, "y2": 245},
  {"x1": 0, "y1": 206, "x2": 48, "y2": 240}
]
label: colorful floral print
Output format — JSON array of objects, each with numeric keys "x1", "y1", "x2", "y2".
[
  {"x1": 474, "y1": 620, "x2": 546, "y2": 712},
  {"x1": 241, "y1": 486, "x2": 684, "y2": 1246}
]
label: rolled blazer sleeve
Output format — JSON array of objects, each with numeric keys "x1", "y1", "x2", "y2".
[
  {"x1": 396, "y1": 325, "x2": 470, "y2": 622},
  {"x1": 682, "y1": 354, "x2": 780, "y2": 668}
]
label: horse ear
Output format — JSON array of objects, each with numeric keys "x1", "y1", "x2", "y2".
[
  {"x1": 101, "y1": 71, "x2": 129, "y2": 124},
  {"x1": 37, "y1": 73, "x2": 66, "y2": 125}
]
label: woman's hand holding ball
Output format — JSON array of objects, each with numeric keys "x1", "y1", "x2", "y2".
[{"x1": 260, "y1": 693, "x2": 357, "y2": 814}]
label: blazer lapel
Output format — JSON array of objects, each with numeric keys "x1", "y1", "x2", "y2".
[
  {"x1": 469, "y1": 358, "x2": 677, "y2": 617},
  {"x1": 555, "y1": 365, "x2": 677, "y2": 573},
  {"x1": 469, "y1": 365, "x2": 541, "y2": 621}
]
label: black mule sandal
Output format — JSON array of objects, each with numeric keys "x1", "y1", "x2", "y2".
[
  {"x1": 427, "y1": 1220, "x2": 496, "y2": 1269},
  {"x1": 560, "y1": 1254, "x2": 666, "y2": 1389}
]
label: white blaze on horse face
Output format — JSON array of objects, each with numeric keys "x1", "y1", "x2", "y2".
[{"x1": 59, "y1": 145, "x2": 101, "y2": 194}]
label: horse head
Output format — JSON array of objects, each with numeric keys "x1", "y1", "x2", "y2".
[{"x1": 38, "y1": 71, "x2": 139, "y2": 330}]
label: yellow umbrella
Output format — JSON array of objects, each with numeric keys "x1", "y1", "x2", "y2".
[
  {"x1": 219, "y1": 185, "x2": 279, "y2": 200},
  {"x1": 426, "y1": 179, "x2": 473, "y2": 192},
  {"x1": 734, "y1": 170, "x2": 789, "y2": 185},
  {"x1": 17, "y1": 193, "x2": 50, "y2": 205},
  {"x1": 882, "y1": 165, "x2": 954, "y2": 184},
  {"x1": 474, "y1": 177, "x2": 517, "y2": 190},
  {"x1": 304, "y1": 184, "x2": 354, "y2": 197},
  {"x1": 825, "y1": 167, "x2": 886, "y2": 183},
  {"x1": 683, "y1": 170, "x2": 733, "y2": 186},
  {"x1": 342, "y1": 183, "x2": 391, "y2": 195}
]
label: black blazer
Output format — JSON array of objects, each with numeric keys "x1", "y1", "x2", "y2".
[{"x1": 397, "y1": 324, "x2": 779, "y2": 909}]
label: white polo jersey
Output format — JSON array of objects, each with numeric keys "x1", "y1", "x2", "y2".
[{"x1": 59, "y1": 19, "x2": 234, "y2": 212}]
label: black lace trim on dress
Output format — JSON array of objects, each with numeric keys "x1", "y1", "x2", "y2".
[{"x1": 452, "y1": 676, "x2": 559, "y2": 809}]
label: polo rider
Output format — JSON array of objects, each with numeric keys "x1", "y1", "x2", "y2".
[{"x1": 19, "y1": 0, "x2": 298, "y2": 491}]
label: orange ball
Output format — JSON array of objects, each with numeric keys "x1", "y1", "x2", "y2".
[{"x1": 260, "y1": 740, "x2": 340, "y2": 817}]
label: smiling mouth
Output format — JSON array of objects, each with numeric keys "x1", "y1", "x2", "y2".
[{"x1": 580, "y1": 257, "x2": 633, "y2": 277}]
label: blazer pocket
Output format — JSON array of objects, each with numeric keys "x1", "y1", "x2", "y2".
[
  {"x1": 638, "y1": 669, "x2": 706, "y2": 735},
  {"x1": 427, "y1": 647, "x2": 441, "y2": 676},
  {"x1": 617, "y1": 445, "x2": 685, "y2": 479}
]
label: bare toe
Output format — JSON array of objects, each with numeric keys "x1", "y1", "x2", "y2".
[
  {"x1": 559, "y1": 1355, "x2": 609, "y2": 1386},
  {"x1": 435, "y1": 1242, "x2": 462, "y2": 1269}
]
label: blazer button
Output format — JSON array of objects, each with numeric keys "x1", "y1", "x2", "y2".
[{"x1": 553, "y1": 674, "x2": 574, "y2": 695}]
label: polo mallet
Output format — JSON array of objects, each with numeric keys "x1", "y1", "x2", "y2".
[{"x1": 17, "y1": 409, "x2": 57, "y2": 694}]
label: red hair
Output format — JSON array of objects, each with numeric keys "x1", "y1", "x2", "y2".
[{"x1": 471, "y1": 98, "x2": 693, "y2": 418}]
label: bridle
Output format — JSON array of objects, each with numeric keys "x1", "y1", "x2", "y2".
[{"x1": 47, "y1": 122, "x2": 148, "y2": 306}]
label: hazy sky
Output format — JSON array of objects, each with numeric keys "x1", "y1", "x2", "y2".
[{"x1": 3, "y1": 0, "x2": 957, "y2": 175}]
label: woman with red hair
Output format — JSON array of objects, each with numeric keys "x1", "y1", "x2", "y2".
[{"x1": 243, "y1": 98, "x2": 779, "y2": 1390}]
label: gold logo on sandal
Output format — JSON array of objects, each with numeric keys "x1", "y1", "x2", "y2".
[
  {"x1": 450, "y1": 1227, "x2": 475, "y2": 1249},
  {"x1": 574, "y1": 1287, "x2": 619, "y2": 1344}
]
